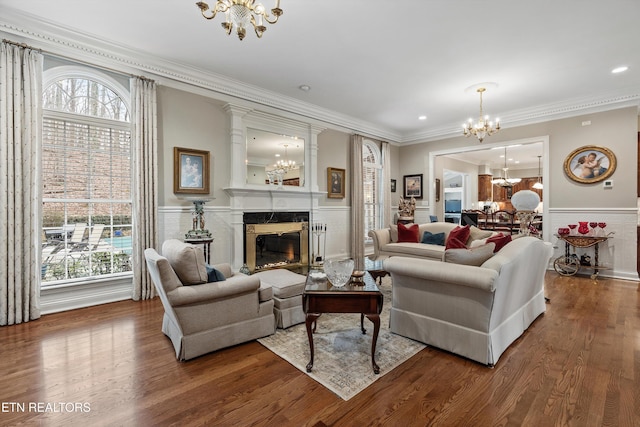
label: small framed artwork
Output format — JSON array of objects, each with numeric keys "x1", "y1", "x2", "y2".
[
  {"x1": 403, "y1": 174, "x2": 423, "y2": 199},
  {"x1": 563, "y1": 145, "x2": 616, "y2": 184},
  {"x1": 327, "y1": 167, "x2": 346, "y2": 198},
  {"x1": 174, "y1": 147, "x2": 211, "y2": 194},
  {"x1": 435, "y1": 178, "x2": 441, "y2": 202},
  {"x1": 391, "y1": 179, "x2": 397, "y2": 193}
]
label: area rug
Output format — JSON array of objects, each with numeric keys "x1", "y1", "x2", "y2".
[{"x1": 258, "y1": 277, "x2": 426, "y2": 401}]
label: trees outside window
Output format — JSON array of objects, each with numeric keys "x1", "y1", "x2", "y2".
[{"x1": 41, "y1": 70, "x2": 132, "y2": 285}]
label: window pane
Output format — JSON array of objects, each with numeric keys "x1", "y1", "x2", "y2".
[
  {"x1": 41, "y1": 77, "x2": 132, "y2": 285},
  {"x1": 43, "y1": 78, "x2": 129, "y2": 121}
]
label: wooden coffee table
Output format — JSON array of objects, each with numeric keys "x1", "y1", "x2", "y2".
[{"x1": 302, "y1": 271, "x2": 384, "y2": 374}]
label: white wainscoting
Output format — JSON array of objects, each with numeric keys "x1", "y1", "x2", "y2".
[
  {"x1": 40, "y1": 275, "x2": 133, "y2": 315},
  {"x1": 158, "y1": 205, "x2": 352, "y2": 267},
  {"x1": 158, "y1": 206, "x2": 639, "y2": 281},
  {"x1": 547, "y1": 208, "x2": 638, "y2": 281},
  {"x1": 158, "y1": 206, "x2": 234, "y2": 264}
]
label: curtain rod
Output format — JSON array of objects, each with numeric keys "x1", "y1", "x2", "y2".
[
  {"x1": 2, "y1": 38, "x2": 154, "y2": 83},
  {"x1": 2, "y1": 38, "x2": 41, "y2": 52}
]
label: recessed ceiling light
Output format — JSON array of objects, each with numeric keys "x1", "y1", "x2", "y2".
[
  {"x1": 298, "y1": 84, "x2": 311, "y2": 91},
  {"x1": 418, "y1": 115, "x2": 427, "y2": 120},
  {"x1": 611, "y1": 66, "x2": 629, "y2": 74}
]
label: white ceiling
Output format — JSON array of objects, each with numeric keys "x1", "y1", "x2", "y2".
[{"x1": 1, "y1": 0, "x2": 639, "y2": 170}]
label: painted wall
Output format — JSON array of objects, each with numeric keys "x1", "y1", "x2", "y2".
[
  {"x1": 317, "y1": 129, "x2": 351, "y2": 206},
  {"x1": 156, "y1": 86, "x2": 230, "y2": 207},
  {"x1": 400, "y1": 106, "x2": 638, "y2": 210}
]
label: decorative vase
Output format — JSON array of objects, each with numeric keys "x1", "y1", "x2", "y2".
[
  {"x1": 324, "y1": 258, "x2": 354, "y2": 288},
  {"x1": 239, "y1": 263, "x2": 251, "y2": 275},
  {"x1": 597, "y1": 222, "x2": 607, "y2": 237},
  {"x1": 578, "y1": 221, "x2": 590, "y2": 235}
]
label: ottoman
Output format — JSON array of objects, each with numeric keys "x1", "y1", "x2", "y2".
[{"x1": 253, "y1": 269, "x2": 306, "y2": 329}]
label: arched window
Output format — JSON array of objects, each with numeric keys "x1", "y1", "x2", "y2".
[
  {"x1": 41, "y1": 67, "x2": 133, "y2": 284},
  {"x1": 363, "y1": 140, "x2": 382, "y2": 242}
]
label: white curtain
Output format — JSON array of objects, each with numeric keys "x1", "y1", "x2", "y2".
[
  {"x1": 350, "y1": 135, "x2": 364, "y2": 271},
  {"x1": 0, "y1": 41, "x2": 42, "y2": 325},
  {"x1": 382, "y1": 141, "x2": 392, "y2": 228},
  {"x1": 131, "y1": 77, "x2": 158, "y2": 301}
]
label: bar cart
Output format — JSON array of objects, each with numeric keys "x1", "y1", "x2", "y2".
[{"x1": 553, "y1": 234, "x2": 610, "y2": 279}]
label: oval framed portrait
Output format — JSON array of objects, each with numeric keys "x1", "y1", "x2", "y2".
[{"x1": 563, "y1": 145, "x2": 616, "y2": 184}]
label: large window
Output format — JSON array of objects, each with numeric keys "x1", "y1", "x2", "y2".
[
  {"x1": 363, "y1": 141, "x2": 382, "y2": 242},
  {"x1": 41, "y1": 71, "x2": 133, "y2": 285}
]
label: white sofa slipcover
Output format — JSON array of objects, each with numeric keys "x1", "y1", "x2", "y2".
[{"x1": 384, "y1": 236, "x2": 553, "y2": 366}]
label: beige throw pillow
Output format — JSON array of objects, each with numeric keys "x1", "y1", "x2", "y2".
[
  {"x1": 389, "y1": 224, "x2": 398, "y2": 242},
  {"x1": 444, "y1": 242, "x2": 496, "y2": 266},
  {"x1": 467, "y1": 226, "x2": 494, "y2": 245},
  {"x1": 162, "y1": 239, "x2": 208, "y2": 285}
]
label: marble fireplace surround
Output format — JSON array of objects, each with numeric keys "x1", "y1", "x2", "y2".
[
  {"x1": 244, "y1": 211, "x2": 309, "y2": 272},
  {"x1": 225, "y1": 188, "x2": 324, "y2": 270}
]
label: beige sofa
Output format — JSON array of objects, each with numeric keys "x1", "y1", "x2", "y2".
[
  {"x1": 383, "y1": 236, "x2": 553, "y2": 366},
  {"x1": 144, "y1": 239, "x2": 275, "y2": 361},
  {"x1": 368, "y1": 222, "x2": 493, "y2": 260}
]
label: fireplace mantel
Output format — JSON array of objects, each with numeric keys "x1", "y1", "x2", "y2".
[
  {"x1": 224, "y1": 186, "x2": 326, "y2": 197},
  {"x1": 225, "y1": 186, "x2": 325, "y2": 269}
]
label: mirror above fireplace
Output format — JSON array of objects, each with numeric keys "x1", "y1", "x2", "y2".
[{"x1": 246, "y1": 128, "x2": 305, "y2": 187}]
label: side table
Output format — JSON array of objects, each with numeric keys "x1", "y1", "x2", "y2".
[
  {"x1": 303, "y1": 272, "x2": 383, "y2": 374},
  {"x1": 365, "y1": 256, "x2": 389, "y2": 285},
  {"x1": 184, "y1": 237, "x2": 214, "y2": 264}
]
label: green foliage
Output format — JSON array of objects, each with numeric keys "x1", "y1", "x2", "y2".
[{"x1": 42, "y1": 251, "x2": 132, "y2": 282}]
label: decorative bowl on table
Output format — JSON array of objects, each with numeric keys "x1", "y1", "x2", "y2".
[
  {"x1": 324, "y1": 258, "x2": 355, "y2": 288},
  {"x1": 557, "y1": 227, "x2": 570, "y2": 236}
]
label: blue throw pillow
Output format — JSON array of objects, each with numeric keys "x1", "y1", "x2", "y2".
[
  {"x1": 205, "y1": 264, "x2": 226, "y2": 283},
  {"x1": 421, "y1": 231, "x2": 445, "y2": 246}
]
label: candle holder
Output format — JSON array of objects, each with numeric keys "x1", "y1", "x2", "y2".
[
  {"x1": 311, "y1": 222, "x2": 327, "y2": 269},
  {"x1": 184, "y1": 199, "x2": 212, "y2": 239}
]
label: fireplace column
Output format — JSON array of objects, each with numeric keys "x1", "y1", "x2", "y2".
[{"x1": 224, "y1": 104, "x2": 252, "y2": 188}]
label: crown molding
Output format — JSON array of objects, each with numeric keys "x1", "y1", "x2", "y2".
[
  {"x1": 400, "y1": 90, "x2": 640, "y2": 144},
  {"x1": 2, "y1": 8, "x2": 638, "y2": 146},
  {"x1": 0, "y1": 8, "x2": 402, "y2": 142}
]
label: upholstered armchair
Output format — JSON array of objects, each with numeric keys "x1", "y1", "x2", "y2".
[{"x1": 144, "y1": 239, "x2": 275, "y2": 361}]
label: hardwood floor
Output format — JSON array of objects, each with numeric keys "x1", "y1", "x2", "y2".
[{"x1": 1, "y1": 272, "x2": 639, "y2": 426}]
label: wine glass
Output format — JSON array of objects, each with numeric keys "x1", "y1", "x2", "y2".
[
  {"x1": 597, "y1": 222, "x2": 607, "y2": 237},
  {"x1": 589, "y1": 222, "x2": 598, "y2": 236},
  {"x1": 568, "y1": 224, "x2": 577, "y2": 235}
]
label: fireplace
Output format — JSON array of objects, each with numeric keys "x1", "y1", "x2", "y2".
[{"x1": 244, "y1": 212, "x2": 309, "y2": 273}]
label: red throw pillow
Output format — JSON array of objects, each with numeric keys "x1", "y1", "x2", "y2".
[
  {"x1": 445, "y1": 225, "x2": 471, "y2": 249},
  {"x1": 487, "y1": 233, "x2": 512, "y2": 252},
  {"x1": 445, "y1": 237, "x2": 468, "y2": 249},
  {"x1": 397, "y1": 223, "x2": 420, "y2": 243}
]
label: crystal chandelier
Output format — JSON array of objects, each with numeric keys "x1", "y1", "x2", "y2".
[
  {"x1": 275, "y1": 144, "x2": 296, "y2": 171},
  {"x1": 532, "y1": 155, "x2": 543, "y2": 189},
  {"x1": 491, "y1": 147, "x2": 521, "y2": 187},
  {"x1": 463, "y1": 87, "x2": 500, "y2": 142},
  {"x1": 196, "y1": 0, "x2": 283, "y2": 40}
]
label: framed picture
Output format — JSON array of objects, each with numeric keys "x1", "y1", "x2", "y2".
[
  {"x1": 174, "y1": 147, "x2": 211, "y2": 194},
  {"x1": 435, "y1": 178, "x2": 441, "y2": 202},
  {"x1": 403, "y1": 174, "x2": 423, "y2": 199},
  {"x1": 327, "y1": 167, "x2": 346, "y2": 198},
  {"x1": 563, "y1": 145, "x2": 616, "y2": 184},
  {"x1": 391, "y1": 179, "x2": 397, "y2": 193}
]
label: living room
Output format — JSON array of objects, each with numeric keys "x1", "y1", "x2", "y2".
[{"x1": 1, "y1": 1, "x2": 640, "y2": 425}]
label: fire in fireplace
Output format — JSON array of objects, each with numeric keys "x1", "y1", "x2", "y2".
[{"x1": 243, "y1": 212, "x2": 310, "y2": 273}]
